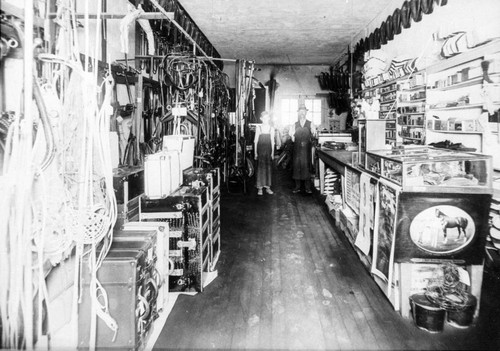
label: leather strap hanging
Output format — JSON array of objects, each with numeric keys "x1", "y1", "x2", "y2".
[
  {"x1": 380, "y1": 21, "x2": 388, "y2": 45},
  {"x1": 374, "y1": 28, "x2": 381, "y2": 50},
  {"x1": 401, "y1": 1, "x2": 411, "y2": 29},
  {"x1": 393, "y1": 8, "x2": 402, "y2": 34},
  {"x1": 368, "y1": 32, "x2": 375, "y2": 51},
  {"x1": 410, "y1": 0, "x2": 423, "y2": 23},
  {"x1": 421, "y1": 0, "x2": 434, "y2": 14},
  {"x1": 364, "y1": 35, "x2": 370, "y2": 51},
  {"x1": 386, "y1": 15, "x2": 394, "y2": 41},
  {"x1": 434, "y1": 0, "x2": 447, "y2": 6}
]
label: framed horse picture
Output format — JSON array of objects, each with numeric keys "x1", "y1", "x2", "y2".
[{"x1": 394, "y1": 192, "x2": 491, "y2": 264}]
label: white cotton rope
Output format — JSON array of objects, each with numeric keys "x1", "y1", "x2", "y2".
[{"x1": 0, "y1": 0, "x2": 118, "y2": 348}]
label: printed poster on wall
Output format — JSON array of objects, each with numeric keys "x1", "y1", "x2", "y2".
[
  {"x1": 355, "y1": 172, "x2": 376, "y2": 256},
  {"x1": 371, "y1": 179, "x2": 400, "y2": 296},
  {"x1": 344, "y1": 168, "x2": 360, "y2": 214}
]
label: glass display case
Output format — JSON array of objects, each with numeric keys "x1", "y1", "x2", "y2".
[{"x1": 365, "y1": 147, "x2": 493, "y2": 193}]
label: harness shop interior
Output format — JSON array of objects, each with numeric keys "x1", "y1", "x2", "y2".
[{"x1": 1, "y1": 0, "x2": 500, "y2": 350}]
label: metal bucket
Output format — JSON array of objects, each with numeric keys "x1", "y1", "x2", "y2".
[{"x1": 410, "y1": 293, "x2": 446, "y2": 333}]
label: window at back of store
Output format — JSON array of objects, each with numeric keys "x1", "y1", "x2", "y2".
[
  {"x1": 305, "y1": 99, "x2": 322, "y2": 126},
  {"x1": 281, "y1": 98, "x2": 298, "y2": 126},
  {"x1": 281, "y1": 98, "x2": 321, "y2": 126}
]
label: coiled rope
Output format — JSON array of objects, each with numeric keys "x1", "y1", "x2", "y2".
[{"x1": 425, "y1": 262, "x2": 472, "y2": 311}]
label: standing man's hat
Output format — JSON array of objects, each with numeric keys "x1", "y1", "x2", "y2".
[{"x1": 297, "y1": 104, "x2": 308, "y2": 112}]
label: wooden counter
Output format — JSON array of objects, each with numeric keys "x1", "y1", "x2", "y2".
[
  {"x1": 316, "y1": 146, "x2": 486, "y2": 319},
  {"x1": 317, "y1": 148, "x2": 358, "y2": 194}
]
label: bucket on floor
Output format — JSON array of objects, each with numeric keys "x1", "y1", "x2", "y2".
[
  {"x1": 447, "y1": 294, "x2": 477, "y2": 328},
  {"x1": 410, "y1": 293, "x2": 446, "y2": 333}
]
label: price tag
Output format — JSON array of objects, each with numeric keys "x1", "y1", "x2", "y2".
[{"x1": 458, "y1": 267, "x2": 470, "y2": 286}]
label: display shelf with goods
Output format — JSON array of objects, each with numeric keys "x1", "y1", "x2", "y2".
[
  {"x1": 364, "y1": 72, "x2": 427, "y2": 146},
  {"x1": 396, "y1": 74, "x2": 427, "y2": 145},
  {"x1": 425, "y1": 40, "x2": 500, "y2": 168},
  {"x1": 318, "y1": 144, "x2": 492, "y2": 319},
  {"x1": 140, "y1": 185, "x2": 210, "y2": 293},
  {"x1": 365, "y1": 146, "x2": 492, "y2": 317},
  {"x1": 385, "y1": 119, "x2": 398, "y2": 142},
  {"x1": 377, "y1": 80, "x2": 400, "y2": 146},
  {"x1": 365, "y1": 147, "x2": 492, "y2": 194},
  {"x1": 182, "y1": 167, "x2": 221, "y2": 271}
]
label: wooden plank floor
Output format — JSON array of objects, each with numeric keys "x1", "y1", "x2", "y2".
[{"x1": 154, "y1": 168, "x2": 500, "y2": 350}]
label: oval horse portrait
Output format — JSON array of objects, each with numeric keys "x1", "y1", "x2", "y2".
[{"x1": 409, "y1": 205, "x2": 475, "y2": 254}]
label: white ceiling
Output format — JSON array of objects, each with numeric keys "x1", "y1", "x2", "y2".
[{"x1": 178, "y1": 0, "x2": 395, "y2": 65}]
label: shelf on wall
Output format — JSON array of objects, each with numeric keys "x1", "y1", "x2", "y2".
[
  {"x1": 406, "y1": 84, "x2": 426, "y2": 91},
  {"x1": 362, "y1": 74, "x2": 411, "y2": 92},
  {"x1": 427, "y1": 129, "x2": 483, "y2": 135},
  {"x1": 380, "y1": 88, "x2": 398, "y2": 95},
  {"x1": 428, "y1": 103, "x2": 485, "y2": 111},
  {"x1": 427, "y1": 76, "x2": 485, "y2": 91},
  {"x1": 380, "y1": 99, "x2": 396, "y2": 104},
  {"x1": 399, "y1": 98, "x2": 426, "y2": 104},
  {"x1": 425, "y1": 39, "x2": 500, "y2": 74},
  {"x1": 401, "y1": 124, "x2": 425, "y2": 127},
  {"x1": 47, "y1": 12, "x2": 175, "y2": 20},
  {"x1": 398, "y1": 112, "x2": 425, "y2": 115},
  {"x1": 402, "y1": 136, "x2": 424, "y2": 141}
]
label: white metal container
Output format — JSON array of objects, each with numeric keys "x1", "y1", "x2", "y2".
[
  {"x1": 163, "y1": 135, "x2": 195, "y2": 170},
  {"x1": 144, "y1": 151, "x2": 182, "y2": 199}
]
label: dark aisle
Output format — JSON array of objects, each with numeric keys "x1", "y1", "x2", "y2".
[{"x1": 153, "y1": 166, "x2": 500, "y2": 351}]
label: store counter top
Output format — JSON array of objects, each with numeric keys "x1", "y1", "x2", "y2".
[
  {"x1": 317, "y1": 148, "x2": 362, "y2": 195},
  {"x1": 317, "y1": 148, "x2": 356, "y2": 176}
]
